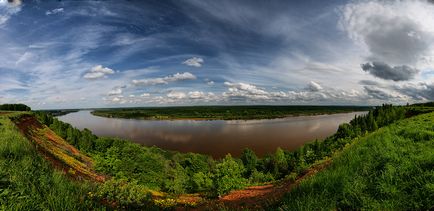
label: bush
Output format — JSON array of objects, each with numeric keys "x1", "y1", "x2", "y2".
[
  {"x1": 249, "y1": 170, "x2": 274, "y2": 184},
  {"x1": 192, "y1": 172, "x2": 214, "y2": 192},
  {"x1": 93, "y1": 178, "x2": 153, "y2": 208},
  {"x1": 213, "y1": 154, "x2": 247, "y2": 196}
]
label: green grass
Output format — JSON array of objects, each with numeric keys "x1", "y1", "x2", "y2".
[
  {"x1": 0, "y1": 113, "x2": 103, "y2": 210},
  {"x1": 276, "y1": 112, "x2": 434, "y2": 210},
  {"x1": 91, "y1": 105, "x2": 371, "y2": 120}
]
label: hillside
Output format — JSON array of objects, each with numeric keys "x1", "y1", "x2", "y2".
[
  {"x1": 0, "y1": 104, "x2": 433, "y2": 210},
  {"x1": 275, "y1": 112, "x2": 434, "y2": 210},
  {"x1": 0, "y1": 112, "x2": 103, "y2": 210}
]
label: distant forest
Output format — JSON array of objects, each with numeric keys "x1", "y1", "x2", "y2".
[
  {"x1": 92, "y1": 105, "x2": 372, "y2": 120},
  {"x1": 0, "y1": 104, "x2": 31, "y2": 111}
]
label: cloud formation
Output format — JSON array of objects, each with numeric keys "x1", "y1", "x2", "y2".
[
  {"x1": 394, "y1": 82, "x2": 434, "y2": 101},
  {"x1": 132, "y1": 72, "x2": 196, "y2": 86},
  {"x1": 0, "y1": 0, "x2": 22, "y2": 26},
  {"x1": 361, "y1": 61, "x2": 419, "y2": 81},
  {"x1": 306, "y1": 81, "x2": 323, "y2": 92},
  {"x1": 167, "y1": 91, "x2": 187, "y2": 99},
  {"x1": 182, "y1": 57, "x2": 204, "y2": 67},
  {"x1": 363, "y1": 86, "x2": 397, "y2": 100},
  {"x1": 339, "y1": 1, "x2": 434, "y2": 66},
  {"x1": 46, "y1": 8, "x2": 64, "y2": 15},
  {"x1": 108, "y1": 87, "x2": 122, "y2": 96},
  {"x1": 83, "y1": 65, "x2": 115, "y2": 79}
]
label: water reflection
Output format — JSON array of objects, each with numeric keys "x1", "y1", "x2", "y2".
[{"x1": 58, "y1": 110, "x2": 367, "y2": 158}]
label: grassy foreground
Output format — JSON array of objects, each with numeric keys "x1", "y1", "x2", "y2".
[
  {"x1": 0, "y1": 113, "x2": 102, "y2": 210},
  {"x1": 91, "y1": 105, "x2": 370, "y2": 120},
  {"x1": 276, "y1": 112, "x2": 434, "y2": 210}
]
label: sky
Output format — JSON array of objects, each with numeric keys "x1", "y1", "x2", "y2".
[{"x1": 0, "y1": 0, "x2": 434, "y2": 109}]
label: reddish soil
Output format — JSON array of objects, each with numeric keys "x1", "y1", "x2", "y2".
[
  {"x1": 14, "y1": 115, "x2": 105, "y2": 182},
  {"x1": 189, "y1": 160, "x2": 332, "y2": 210}
]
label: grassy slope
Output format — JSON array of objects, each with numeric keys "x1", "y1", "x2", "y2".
[
  {"x1": 276, "y1": 112, "x2": 434, "y2": 210},
  {"x1": 0, "y1": 113, "x2": 102, "y2": 210},
  {"x1": 13, "y1": 114, "x2": 103, "y2": 182},
  {"x1": 91, "y1": 105, "x2": 370, "y2": 120}
]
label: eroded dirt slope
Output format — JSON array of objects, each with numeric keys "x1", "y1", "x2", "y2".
[{"x1": 14, "y1": 114, "x2": 105, "y2": 182}]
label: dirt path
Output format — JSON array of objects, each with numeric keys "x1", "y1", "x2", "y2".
[{"x1": 190, "y1": 160, "x2": 331, "y2": 210}]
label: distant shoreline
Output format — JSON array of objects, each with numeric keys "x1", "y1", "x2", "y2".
[{"x1": 89, "y1": 106, "x2": 371, "y2": 121}]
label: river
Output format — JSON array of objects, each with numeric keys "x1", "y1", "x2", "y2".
[{"x1": 58, "y1": 110, "x2": 367, "y2": 158}]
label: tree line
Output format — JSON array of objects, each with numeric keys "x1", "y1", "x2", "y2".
[{"x1": 0, "y1": 104, "x2": 31, "y2": 111}]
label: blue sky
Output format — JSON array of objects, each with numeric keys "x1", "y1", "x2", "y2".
[{"x1": 0, "y1": 0, "x2": 433, "y2": 109}]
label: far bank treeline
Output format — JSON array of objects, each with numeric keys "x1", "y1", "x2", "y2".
[
  {"x1": 32, "y1": 104, "x2": 415, "y2": 203},
  {"x1": 0, "y1": 104, "x2": 31, "y2": 111},
  {"x1": 91, "y1": 105, "x2": 371, "y2": 120}
]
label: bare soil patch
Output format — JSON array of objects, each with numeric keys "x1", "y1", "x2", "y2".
[
  {"x1": 188, "y1": 160, "x2": 332, "y2": 210},
  {"x1": 14, "y1": 115, "x2": 105, "y2": 182}
]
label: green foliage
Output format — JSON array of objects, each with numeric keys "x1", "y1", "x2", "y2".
[
  {"x1": 276, "y1": 112, "x2": 434, "y2": 210},
  {"x1": 213, "y1": 154, "x2": 247, "y2": 196},
  {"x1": 192, "y1": 172, "x2": 214, "y2": 192},
  {"x1": 0, "y1": 104, "x2": 31, "y2": 111},
  {"x1": 240, "y1": 148, "x2": 258, "y2": 176},
  {"x1": 30, "y1": 104, "x2": 411, "y2": 201},
  {"x1": 0, "y1": 114, "x2": 102, "y2": 210},
  {"x1": 91, "y1": 105, "x2": 371, "y2": 120},
  {"x1": 249, "y1": 170, "x2": 274, "y2": 184},
  {"x1": 92, "y1": 178, "x2": 154, "y2": 209},
  {"x1": 164, "y1": 162, "x2": 188, "y2": 194}
]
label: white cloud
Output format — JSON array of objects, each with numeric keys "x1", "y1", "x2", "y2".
[
  {"x1": 108, "y1": 87, "x2": 122, "y2": 96},
  {"x1": 182, "y1": 57, "x2": 204, "y2": 67},
  {"x1": 83, "y1": 65, "x2": 115, "y2": 79},
  {"x1": 205, "y1": 78, "x2": 215, "y2": 85},
  {"x1": 167, "y1": 91, "x2": 187, "y2": 99},
  {"x1": 141, "y1": 93, "x2": 150, "y2": 97},
  {"x1": 188, "y1": 91, "x2": 217, "y2": 101},
  {"x1": 132, "y1": 72, "x2": 196, "y2": 86},
  {"x1": 46, "y1": 8, "x2": 64, "y2": 16},
  {"x1": 223, "y1": 82, "x2": 271, "y2": 100},
  {"x1": 339, "y1": 0, "x2": 434, "y2": 67},
  {"x1": 306, "y1": 81, "x2": 323, "y2": 92},
  {"x1": 15, "y1": 52, "x2": 34, "y2": 65},
  {"x1": 0, "y1": 0, "x2": 22, "y2": 26}
]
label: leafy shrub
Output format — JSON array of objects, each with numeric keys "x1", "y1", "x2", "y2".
[
  {"x1": 93, "y1": 178, "x2": 153, "y2": 208},
  {"x1": 213, "y1": 154, "x2": 247, "y2": 196}
]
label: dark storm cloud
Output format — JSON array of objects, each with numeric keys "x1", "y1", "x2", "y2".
[
  {"x1": 358, "y1": 80, "x2": 380, "y2": 86},
  {"x1": 361, "y1": 61, "x2": 419, "y2": 81},
  {"x1": 364, "y1": 19, "x2": 428, "y2": 65}
]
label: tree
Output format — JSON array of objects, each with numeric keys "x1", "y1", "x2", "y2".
[
  {"x1": 240, "y1": 148, "x2": 257, "y2": 176},
  {"x1": 192, "y1": 172, "x2": 213, "y2": 192},
  {"x1": 274, "y1": 147, "x2": 288, "y2": 177},
  {"x1": 164, "y1": 162, "x2": 188, "y2": 194},
  {"x1": 214, "y1": 154, "x2": 247, "y2": 196},
  {"x1": 0, "y1": 104, "x2": 31, "y2": 111}
]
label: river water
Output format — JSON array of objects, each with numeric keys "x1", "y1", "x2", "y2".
[{"x1": 58, "y1": 110, "x2": 367, "y2": 158}]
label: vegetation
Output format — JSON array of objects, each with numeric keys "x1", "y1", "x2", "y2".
[
  {"x1": 3, "y1": 103, "x2": 433, "y2": 209},
  {"x1": 276, "y1": 111, "x2": 434, "y2": 210},
  {"x1": 36, "y1": 109, "x2": 79, "y2": 116},
  {"x1": 91, "y1": 105, "x2": 371, "y2": 120},
  {"x1": 0, "y1": 112, "x2": 102, "y2": 210},
  {"x1": 0, "y1": 103, "x2": 31, "y2": 111},
  {"x1": 34, "y1": 104, "x2": 406, "y2": 198}
]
